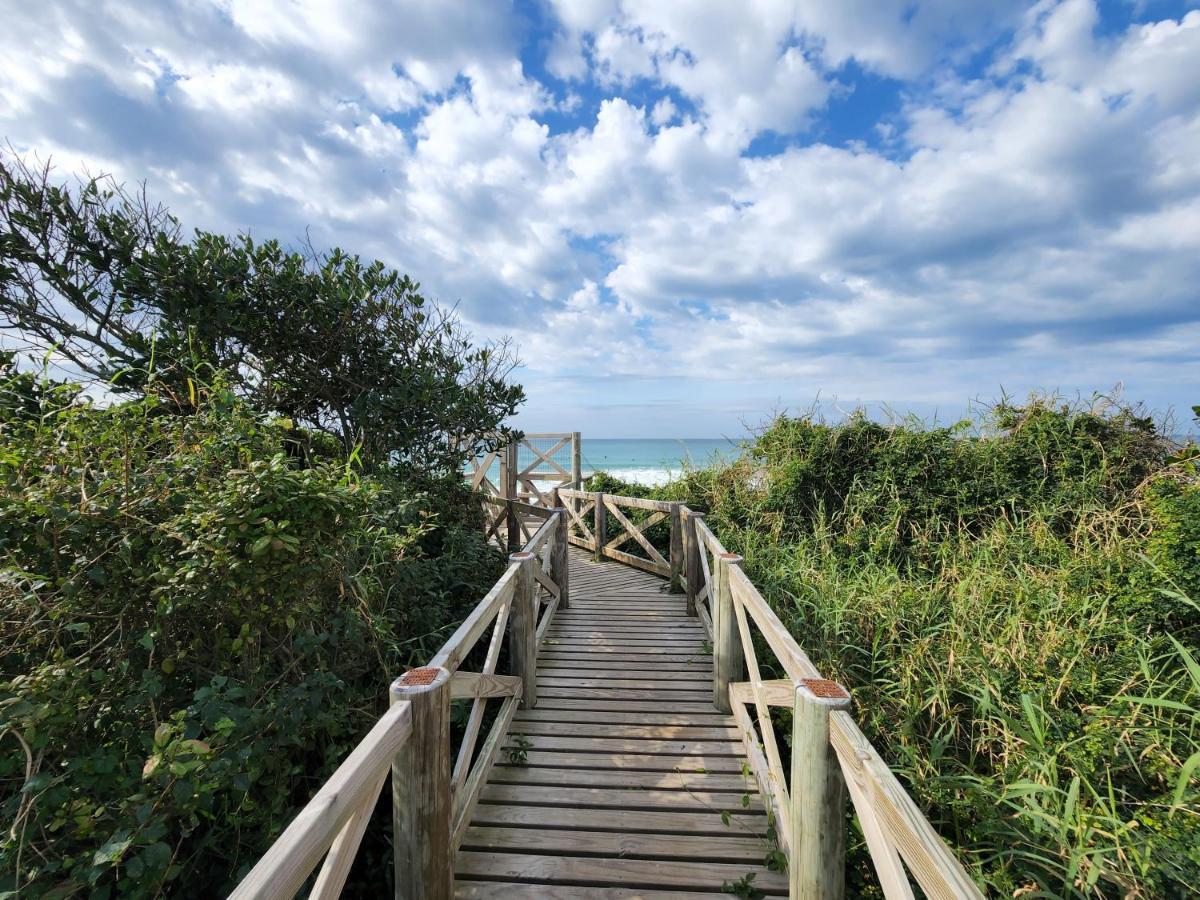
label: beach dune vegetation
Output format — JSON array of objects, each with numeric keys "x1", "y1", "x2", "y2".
[{"x1": 591, "y1": 399, "x2": 1200, "y2": 897}]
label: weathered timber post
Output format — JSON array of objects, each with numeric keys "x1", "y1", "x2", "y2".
[
  {"x1": 791, "y1": 678, "x2": 851, "y2": 900},
  {"x1": 684, "y1": 510, "x2": 705, "y2": 617},
  {"x1": 712, "y1": 552, "x2": 744, "y2": 714},
  {"x1": 593, "y1": 491, "x2": 606, "y2": 562},
  {"x1": 571, "y1": 431, "x2": 582, "y2": 488},
  {"x1": 669, "y1": 503, "x2": 684, "y2": 593},
  {"x1": 497, "y1": 441, "x2": 509, "y2": 500},
  {"x1": 504, "y1": 442, "x2": 519, "y2": 552},
  {"x1": 390, "y1": 666, "x2": 452, "y2": 900},
  {"x1": 551, "y1": 508, "x2": 571, "y2": 609},
  {"x1": 508, "y1": 552, "x2": 538, "y2": 707},
  {"x1": 550, "y1": 486, "x2": 560, "y2": 509}
]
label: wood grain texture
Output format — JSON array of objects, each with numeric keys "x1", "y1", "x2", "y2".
[
  {"x1": 392, "y1": 669, "x2": 453, "y2": 900},
  {"x1": 452, "y1": 547, "x2": 776, "y2": 896},
  {"x1": 228, "y1": 703, "x2": 411, "y2": 900}
]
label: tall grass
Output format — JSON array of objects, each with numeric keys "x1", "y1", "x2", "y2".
[{"x1": 591, "y1": 399, "x2": 1199, "y2": 897}]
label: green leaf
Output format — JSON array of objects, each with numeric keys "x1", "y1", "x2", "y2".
[
  {"x1": 1174, "y1": 750, "x2": 1200, "y2": 807},
  {"x1": 93, "y1": 831, "x2": 132, "y2": 867}
]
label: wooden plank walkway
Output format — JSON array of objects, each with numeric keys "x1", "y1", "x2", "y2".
[{"x1": 455, "y1": 547, "x2": 787, "y2": 897}]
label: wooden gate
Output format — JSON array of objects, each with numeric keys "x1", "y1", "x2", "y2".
[{"x1": 467, "y1": 432, "x2": 582, "y2": 506}]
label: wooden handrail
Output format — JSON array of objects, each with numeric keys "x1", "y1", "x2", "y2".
[
  {"x1": 228, "y1": 701, "x2": 413, "y2": 900},
  {"x1": 429, "y1": 566, "x2": 517, "y2": 673},
  {"x1": 554, "y1": 488, "x2": 681, "y2": 578},
  {"x1": 672, "y1": 494, "x2": 982, "y2": 899},
  {"x1": 523, "y1": 514, "x2": 557, "y2": 555},
  {"x1": 236, "y1": 466, "x2": 980, "y2": 899},
  {"x1": 230, "y1": 509, "x2": 570, "y2": 900}
]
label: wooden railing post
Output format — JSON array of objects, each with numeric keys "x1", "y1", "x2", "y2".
[
  {"x1": 503, "y1": 442, "x2": 519, "y2": 551},
  {"x1": 571, "y1": 431, "x2": 582, "y2": 488},
  {"x1": 551, "y1": 509, "x2": 570, "y2": 609},
  {"x1": 791, "y1": 679, "x2": 851, "y2": 900},
  {"x1": 712, "y1": 552, "x2": 744, "y2": 713},
  {"x1": 508, "y1": 552, "x2": 538, "y2": 707},
  {"x1": 504, "y1": 499, "x2": 520, "y2": 554},
  {"x1": 390, "y1": 666, "x2": 452, "y2": 900},
  {"x1": 593, "y1": 491, "x2": 606, "y2": 562},
  {"x1": 684, "y1": 510, "x2": 704, "y2": 617},
  {"x1": 669, "y1": 502, "x2": 684, "y2": 593}
]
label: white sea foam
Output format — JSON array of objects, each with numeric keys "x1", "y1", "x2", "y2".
[{"x1": 602, "y1": 467, "x2": 678, "y2": 486}]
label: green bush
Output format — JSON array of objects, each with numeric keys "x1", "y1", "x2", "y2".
[
  {"x1": 0, "y1": 369, "x2": 505, "y2": 897},
  {"x1": 0, "y1": 151, "x2": 523, "y2": 473},
  {"x1": 590, "y1": 398, "x2": 1198, "y2": 897}
]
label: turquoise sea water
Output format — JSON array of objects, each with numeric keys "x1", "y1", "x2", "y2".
[
  {"x1": 579, "y1": 438, "x2": 740, "y2": 485},
  {"x1": 467, "y1": 437, "x2": 742, "y2": 487}
]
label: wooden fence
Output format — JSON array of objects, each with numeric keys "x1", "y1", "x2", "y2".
[
  {"x1": 230, "y1": 481, "x2": 981, "y2": 899},
  {"x1": 557, "y1": 487, "x2": 684, "y2": 589},
  {"x1": 552, "y1": 489, "x2": 984, "y2": 900},
  {"x1": 467, "y1": 432, "x2": 581, "y2": 507},
  {"x1": 693, "y1": 512, "x2": 981, "y2": 898},
  {"x1": 228, "y1": 508, "x2": 570, "y2": 900}
]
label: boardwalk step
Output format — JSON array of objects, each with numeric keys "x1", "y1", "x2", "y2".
[
  {"x1": 456, "y1": 546, "x2": 775, "y2": 896},
  {"x1": 455, "y1": 851, "x2": 787, "y2": 895}
]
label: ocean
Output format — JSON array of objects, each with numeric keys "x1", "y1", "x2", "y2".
[
  {"x1": 467, "y1": 437, "x2": 742, "y2": 488},
  {"x1": 578, "y1": 438, "x2": 741, "y2": 486}
]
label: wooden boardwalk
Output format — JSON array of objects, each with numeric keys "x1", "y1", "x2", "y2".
[
  {"x1": 454, "y1": 548, "x2": 787, "y2": 897},
  {"x1": 232, "y1": 474, "x2": 982, "y2": 900}
]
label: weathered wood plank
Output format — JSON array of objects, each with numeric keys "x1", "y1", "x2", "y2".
[
  {"x1": 449, "y1": 672, "x2": 522, "y2": 701},
  {"x1": 529, "y1": 697, "x2": 719, "y2": 714},
  {"x1": 466, "y1": 804, "x2": 770, "y2": 835},
  {"x1": 536, "y1": 668, "x2": 710, "y2": 682},
  {"x1": 485, "y1": 765, "x2": 754, "y2": 793},
  {"x1": 537, "y1": 653, "x2": 712, "y2": 667},
  {"x1": 511, "y1": 749, "x2": 746, "y2": 773},
  {"x1": 534, "y1": 688, "x2": 715, "y2": 703},
  {"x1": 540, "y1": 681, "x2": 715, "y2": 696},
  {"x1": 460, "y1": 826, "x2": 767, "y2": 863},
  {"x1": 455, "y1": 852, "x2": 787, "y2": 895},
  {"x1": 511, "y1": 721, "x2": 740, "y2": 740},
  {"x1": 456, "y1": 883, "x2": 730, "y2": 898},
  {"x1": 538, "y1": 642, "x2": 707, "y2": 654},
  {"x1": 480, "y1": 783, "x2": 764, "y2": 813},
  {"x1": 502, "y1": 734, "x2": 742, "y2": 755},
  {"x1": 514, "y1": 708, "x2": 728, "y2": 726}
]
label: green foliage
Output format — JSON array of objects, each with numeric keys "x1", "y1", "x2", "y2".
[
  {"x1": 1147, "y1": 477, "x2": 1200, "y2": 608},
  {"x1": 504, "y1": 734, "x2": 533, "y2": 766},
  {"x1": 0, "y1": 366, "x2": 506, "y2": 897},
  {"x1": 594, "y1": 397, "x2": 1199, "y2": 898},
  {"x1": 721, "y1": 871, "x2": 763, "y2": 899},
  {"x1": 0, "y1": 150, "x2": 523, "y2": 474}
]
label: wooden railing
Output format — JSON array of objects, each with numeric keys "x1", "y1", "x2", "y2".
[
  {"x1": 232, "y1": 474, "x2": 981, "y2": 899},
  {"x1": 684, "y1": 510, "x2": 983, "y2": 899},
  {"x1": 467, "y1": 432, "x2": 581, "y2": 507},
  {"x1": 229, "y1": 509, "x2": 571, "y2": 900},
  {"x1": 558, "y1": 487, "x2": 683, "y2": 588},
  {"x1": 543, "y1": 487, "x2": 981, "y2": 898}
]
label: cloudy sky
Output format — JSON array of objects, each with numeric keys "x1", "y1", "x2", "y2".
[{"x1": 3, "y1": 0, "x2": 1199, "y2": 436}]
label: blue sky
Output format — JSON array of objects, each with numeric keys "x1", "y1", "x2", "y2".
[{"x1": 2, "y1": 0, "x2": 1199, "y2": 436}]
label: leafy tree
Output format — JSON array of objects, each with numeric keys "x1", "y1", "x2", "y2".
[
  {"x1": 0, "y1": 363, "x2": 507, "y2": 897},
  {"x1": 0, "y1": 149, "x2": 523, "y2": 473}
]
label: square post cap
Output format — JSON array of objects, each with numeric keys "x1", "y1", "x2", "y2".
[
  {"x1": 796, "y1": 677, "x2": 851, "y2": 710},
  {"x1": 391, "y1": 666, "x2": 451, "y2": 695}
]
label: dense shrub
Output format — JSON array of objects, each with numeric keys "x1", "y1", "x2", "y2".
[
  {"x1": 0, "y1": 369, "x2": 505, "y2": 897},
  {"x1": 590, "y1": 398, "x2": 1199, "y2": 898},
  {"x1": 0, "y1": 151, "x2": 523, "y2": 472}
]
